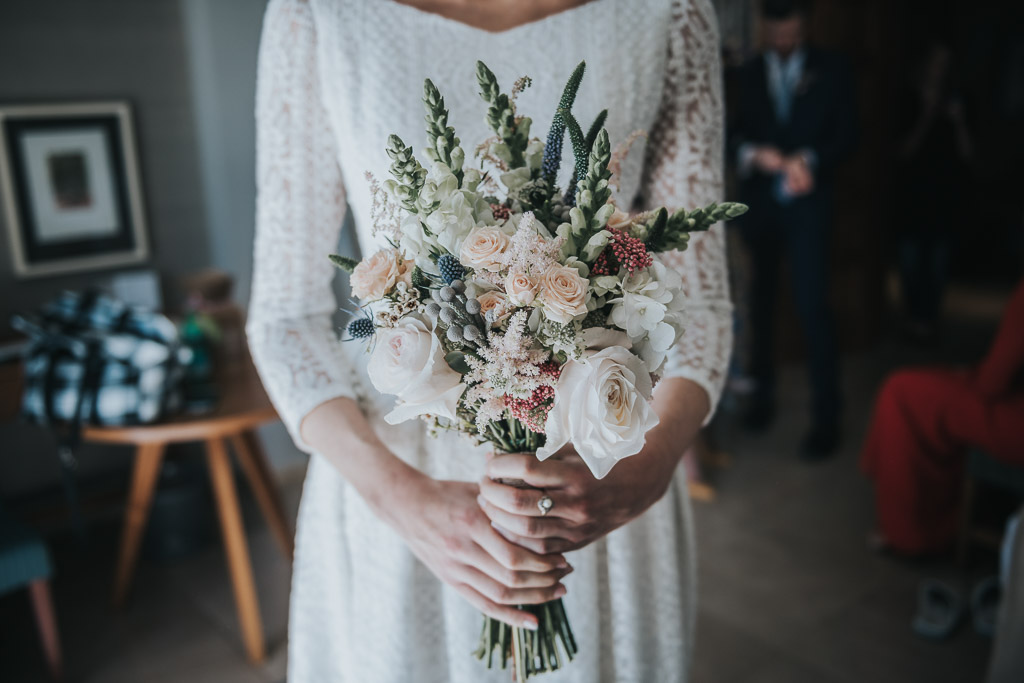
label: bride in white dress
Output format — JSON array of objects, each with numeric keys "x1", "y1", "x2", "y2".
[{"x1": 247, "y1": 0, "x2": 731, "y2": 680}]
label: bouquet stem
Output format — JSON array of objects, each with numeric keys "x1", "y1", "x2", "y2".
[
  {"x1": 473, "y1": 599, "x2": 578, "y2": 681},
  {"x1": 474, "y1": 419, "x2": 578, "y2": 679}
]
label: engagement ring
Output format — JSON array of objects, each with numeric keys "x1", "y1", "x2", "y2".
[{"x1": 537, "y1": 495, "x2": 554, "y2": 516}]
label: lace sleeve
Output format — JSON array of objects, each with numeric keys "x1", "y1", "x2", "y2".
[
  {"x1": 247, "y1": 0, "x2": 359, "y2": 451},
  {"x1": 638, "y1": 0, "x2": 733, "y2": 421}
]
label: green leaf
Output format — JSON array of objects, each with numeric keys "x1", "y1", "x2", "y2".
[
  {"x1": 561, "y1": 110, "x2": 588, "y2": 183},
  {"x1": 445, "y1": 350, "x2": 471, "y2": 375},
  {"x1": 583, "y1": 109, "x2": 608, "y2": 157},
  {"x1": 328, "y1": 254, "x2": 359, "y2": 273},
  {"x1": 643, "y1": 207, "x2": 669, "y2": 250}
]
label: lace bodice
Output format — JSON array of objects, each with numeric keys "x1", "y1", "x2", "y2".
[{"x1": 248, "y1": 0, "x2": 732, "y2": 450}]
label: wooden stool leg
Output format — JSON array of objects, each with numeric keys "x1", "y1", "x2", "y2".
[
  {"x1": 113, "y1": 442, "x2": 166, "y2": 607},
  {"x1": 29, "y1": 579, "x2": 63, "y2": 681},
  {"x1": 229, "y1": 430, "x2": 294, "y2": 559},
  {"x1": 205, "y1": 437, "x2": 265, "y2": 664}
]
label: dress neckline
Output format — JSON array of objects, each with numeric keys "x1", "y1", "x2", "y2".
[{"x1": 381, "y1": 0, "x2": 610, "y2": 36}]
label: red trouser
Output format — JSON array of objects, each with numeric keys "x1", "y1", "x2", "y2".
[{"x1": 860, "y1": 368, "x2": 1024, "y2": 555}]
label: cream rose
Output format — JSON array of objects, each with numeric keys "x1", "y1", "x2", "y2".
[
  {"x1": 367, "y1": 317, "x2": 466, "y2": 424},
  {"x1": 350, "y1": 249, "x2": 405, "y2": 301},
  {"x1": 606, "y1": 208, "x2": 634, "y2": 231},
  {"x1": 476, "y1": 290, "x2": 509, "y2": 324},
  {"x1": 537, "y1": 346, "x2": 659, "y2": 479},
  {"x1": 538, "y1": 264, "x2": 589, "y2": 324},
  {"x1": 504, "y1": 270, "x2": 538, "y2": 306},
  {"x1": 459, "y1": 226, "x2": 510, "y2": 272}
]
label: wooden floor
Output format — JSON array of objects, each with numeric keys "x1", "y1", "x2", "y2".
[{"x1": 0, "y1": 329, "x2": 1000, "y2": 683}]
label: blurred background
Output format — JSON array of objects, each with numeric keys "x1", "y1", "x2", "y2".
[{"x1": 0, "y1": 0, "x2": 1021, "y2": 682}]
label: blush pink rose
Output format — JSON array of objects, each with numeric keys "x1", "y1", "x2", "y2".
[
  {"x1": 459, "y1": 226, "x2": 510, "y2": 272},
  {"x1": 350, "y1": 249, "x2": 406, "y2": 301},
  {"x1": 538, "y1": 264, "x2": 589, "y2": 324},
  {"x1": 504, "y1": 270, "x2": 538, "y2": 306}
]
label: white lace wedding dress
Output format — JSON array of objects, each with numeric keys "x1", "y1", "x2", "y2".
[{"x1": 247, "y1": 0, "x2": 731, "y2": 680}]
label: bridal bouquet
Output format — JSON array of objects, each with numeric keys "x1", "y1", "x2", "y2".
[{"x1": 331, "y1": 61, "x2": 745, "y2": 681}]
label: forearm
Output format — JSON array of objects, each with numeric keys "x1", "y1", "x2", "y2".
[
  {"x1": 614, "y1": 377, "x2": 709, "y2": 499},
  {"x1": 299, "y1": 396, "x2": 425, "y2": 528}
]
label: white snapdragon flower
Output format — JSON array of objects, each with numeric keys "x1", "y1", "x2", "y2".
[
  {"x1": 607, "y1": 257, "x2": 686, "y2": 374},
  {"x1": 408, "y1": 162, "x2": 495, "y2": 260}
]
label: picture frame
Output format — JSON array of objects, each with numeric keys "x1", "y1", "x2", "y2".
[{"x1": 0, "y1": 101, "x2": 149, "y2": 278}]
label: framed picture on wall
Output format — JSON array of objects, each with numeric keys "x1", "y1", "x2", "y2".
[{"x1": 0, "y1": 102, "x2": 149, "y2": 278}]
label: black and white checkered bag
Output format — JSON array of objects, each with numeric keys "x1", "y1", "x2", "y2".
[{"x1": 12, "y1": 291, "x2": 191, "y2": 435}]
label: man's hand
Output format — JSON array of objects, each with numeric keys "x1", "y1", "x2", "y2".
[
  {"x1": 752, "y1": 146, "x2": 785, "y2": 173},
  {"x1": 781, "y1": 154, "x2": 815, "y2": 196}
]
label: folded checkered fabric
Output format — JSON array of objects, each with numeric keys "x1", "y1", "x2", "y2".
[{"x1": 12, "y1": 291, "x2": 191, "y2": 429}]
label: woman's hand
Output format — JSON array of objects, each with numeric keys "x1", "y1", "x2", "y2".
[
  {"x1": 391, "y1": 474, "x2": 573, "y2": 630},
  {"x1": 477, "y1": 445, "x2": 676, "y2": 555},
  {"x1": 477, "y1": 377, "x2": 710, "y2": 554}
]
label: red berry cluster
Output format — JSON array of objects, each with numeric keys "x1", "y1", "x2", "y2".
[
  {"x1": 490, "y1": 203, "x2": 512, "y2": 221},
  {"x1": 590, "y1": 227, "x2": 653, "y2": 276},
  {"x1": 505, "y1": 362, "x2": 561, "y2": 433}
]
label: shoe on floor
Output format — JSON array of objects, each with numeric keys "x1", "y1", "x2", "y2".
[
  {"x1": 799, "y1": 424, "x2": 840, "y2": 461},
  {"x1": 913, "y1": 579, "x2": 965, "y2": 640}
]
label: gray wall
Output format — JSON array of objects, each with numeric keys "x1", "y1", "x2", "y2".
[
  {"x1": 0, "y1": 0, "x2": 314, "y2": 497},
  {"x1": 0, "y1": 0, "x2": 211, "y2": 327},
  {"x1": 179, "y1": 0, "x2": 307, "y2": 474}
]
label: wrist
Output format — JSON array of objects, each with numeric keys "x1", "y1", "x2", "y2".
[{"x1": 361, "y1": 449, "x2": 429, "y2": 532}]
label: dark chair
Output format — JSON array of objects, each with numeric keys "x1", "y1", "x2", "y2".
[
  {"x1": 958, "y1": 449, "x2": 1024, "y2": 566},
  {"x1": 0, "y1": 504, "x2": 62, "y2": 680}
]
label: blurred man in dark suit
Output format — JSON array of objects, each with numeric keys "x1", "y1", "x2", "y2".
[{"x1": 732, "y1": 0, "x2": 857, "y2": 459}]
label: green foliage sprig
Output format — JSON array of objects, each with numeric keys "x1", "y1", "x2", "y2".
[
  {"x1": 644, "y1": 202, "x2": 750, "y2": 252},
  {"x1": 475, "y1": 61, "x2": 532, "y2": 169},
  {"x1": 328, "y1": 254, "x2": 359, "y2": 273},
  {"x1": 559, "y1": 128, "x2": 615, "y2": 260},
  {"x1": 564, "y1": 109, "x2": 609, "y2": 202},
  {"x1": 423, "y1": 79, "x2": 465, "y2": 186},
  {"x1": 383, "y1": 134, "x2": 427, "y2": 213},
  {"x1": 541, "y1": 62, "x2": 586, "y2": 187}
]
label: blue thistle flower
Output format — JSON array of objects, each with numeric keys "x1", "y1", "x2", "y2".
[
  {"x1": 347, "y1": 317, "x2": 375, "y2": 340},
  {"x1": 437, "y1": 254, "x2": 465, "y2": 284}
]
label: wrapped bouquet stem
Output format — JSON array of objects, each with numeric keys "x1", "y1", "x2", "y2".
[{"x1": 331, "y1": 60, "x2": 746, "y2": 679}]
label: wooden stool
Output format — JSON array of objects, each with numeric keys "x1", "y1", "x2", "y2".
[{"x1": 82, "y1": 360, "x2": 292, "y2": 664}]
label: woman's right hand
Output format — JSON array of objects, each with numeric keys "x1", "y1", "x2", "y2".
[{"x1": 390, "y1": 474, "x2": 572, "y2": 630}]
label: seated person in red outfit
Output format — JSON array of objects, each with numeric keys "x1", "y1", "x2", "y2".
[{"x1": 861, "y1": 280, "x2": 1024, "y2": 555}]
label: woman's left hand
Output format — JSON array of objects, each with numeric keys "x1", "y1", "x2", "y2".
[
  {"x1": 478, "y1": 377, "x2": 711, "y2": 554},
  {"x1": 477, "y1": 445, "x2": 677, "y2": 555}
]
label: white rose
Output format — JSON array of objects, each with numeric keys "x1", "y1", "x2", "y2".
[
  {"x1": 367, "y1": 317, "x2": 466, "y2": 424},
  {"x1": 504, "y1": 270, "x2": 538, "y2": 306},
  {"x1": 538, "y1": 346, "x2": 659, "y2": 479}
]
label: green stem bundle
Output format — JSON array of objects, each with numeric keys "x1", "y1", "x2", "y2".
[{"x1": 473, "y1": 418, "x2": 579, "y2": 681}]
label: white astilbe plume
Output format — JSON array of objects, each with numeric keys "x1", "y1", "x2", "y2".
[
  {"x1": 500, "y1": 212, "x2": 564, "y2": 275},
  {"x1": 365, "y1": 171, "x2": 403, "y2": 243},
  {"x1": 463, "y1": 310, "x2": 554, "y2": 433}
]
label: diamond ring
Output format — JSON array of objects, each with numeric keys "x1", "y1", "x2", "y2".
[{"x1": 537, "y1": 494, "x2": 554, "y2": 516}]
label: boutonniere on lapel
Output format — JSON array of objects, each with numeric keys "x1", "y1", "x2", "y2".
[{"x1": 795, "y1": 70, "x2": 817, "y2": 96}]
